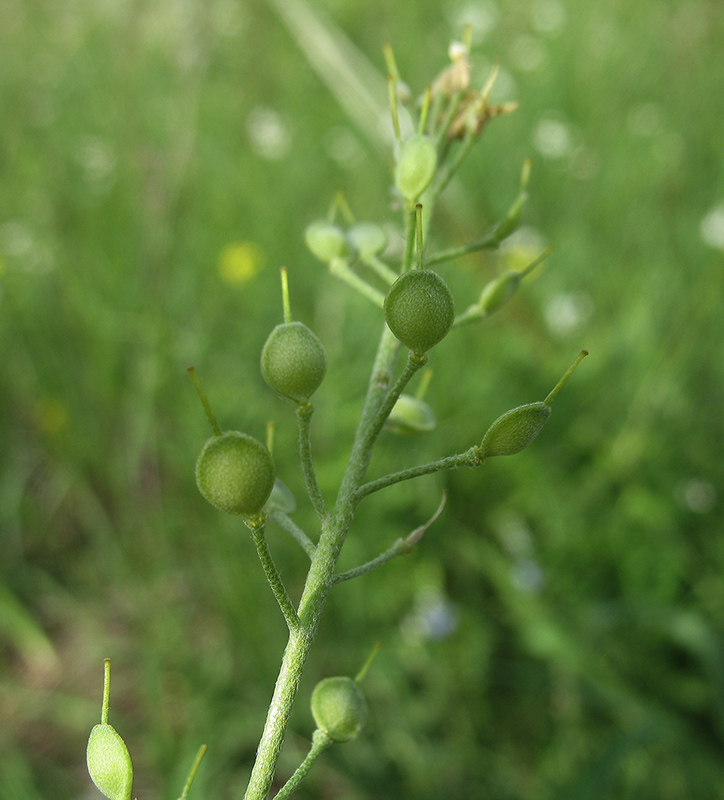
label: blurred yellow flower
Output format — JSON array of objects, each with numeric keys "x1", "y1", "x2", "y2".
[
  {"x1": 35, "y1": 398, "x2": 69, "y2": 437},
  {"x1": 218, "y1": 241, "x2": 265, "y2": 286}
]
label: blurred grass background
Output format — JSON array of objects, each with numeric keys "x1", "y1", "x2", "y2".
[{"x1": 1, "y1": 0, "x2": 723, "y2": 797}]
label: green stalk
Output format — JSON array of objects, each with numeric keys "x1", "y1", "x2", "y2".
[
  {"x1": 296, "y1": 403, "x2": 329, "y2": 523},
  {"x1": 272, "y1": 730, "x2": 332, "y2": 800}
]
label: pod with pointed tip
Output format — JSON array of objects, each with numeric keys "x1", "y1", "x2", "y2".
[
  {"x1": 311, "y1": 676, "x2": 368, "y2": 743},
  {"x1": 348, "y1": 222, "x2": 388, "y2": 258},
  {"x1": 480, "y1": 402, "x2": 551, "y2": 458},
  {"x1": 261, "y1": 321, "x2": 327, "y2": 403},
  {"x1": 86, "y1": 723, "x2": 133, "y2": 800},
  {"x1": 386, "y1": 394, "x2": 437, "y2": 434},
  {"x1": 394, "y1": 135, "x2": 438, "y2": 201},
  {"x1": 195, "y1": 431, "x2": 275, "y2": 516},
  {"x1": 384, "y1": 269, "x2": 455, "y2": 355},
  {"x1": 305, "y1": 221, "x2": 349, "y2": 263}
]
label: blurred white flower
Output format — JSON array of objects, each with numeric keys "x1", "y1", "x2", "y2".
[
  {"x1": 324, "y1": 126, "x2": 365, "y2": 169},
  {"x1": 544, "y1": 291, "x2": 594, "y2": 338},
  {"x1": 448, "y1": 1, "x2": 499, "y2": 42},
  {"x1": 531, "y1": 0, "x2": 567, "y2": 34},
  {"x1": 247, "y1": 107, "x2": 292, "y2": 160},
  {"x1": 700, "y1": 203, "x2": 724, "y2": 251},
  {"x1": 533, "y1": 117, "x2": 574, "y2": 159},
  {"x1": 675, "y1": 478, "x2": 717, "y2": 514},
  {"x1": 509, "y1": 35, "x2": 548, "y2": 72}
]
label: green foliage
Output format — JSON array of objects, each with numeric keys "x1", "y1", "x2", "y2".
[{"x1": 1, "y1": 0, "x2": 724, "y2": 798}]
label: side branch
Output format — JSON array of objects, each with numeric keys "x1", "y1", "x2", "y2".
[
  {"x1": 249, "y1": 521, "x2": 300, "y2": 631},
  {"x1": 354, "y1": 447, "x2": 481, "y2": 506},
  {"x1": 297, "y1": 403, "x2": 329, "y2": 523}
]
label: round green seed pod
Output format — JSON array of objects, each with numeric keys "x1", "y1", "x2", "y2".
[
  {"x1": 305, "y1": 220, "x2": 349, "y2": 263},
  {"x1": 386, "y1": 394, "x2": 437, "y2": 434},
  {"x1": 195, "y1": 431, "x2": 275, "y2": 516},
  {"x1": 86, "y1": 723, "x2": 133, "y2": 800},
  {"x1": 394, "y1": 134, "x2": 438, "y2": 201},
  {"x1": 348, "y1": 222, "x2": 387, "y2": 258},
  {"x1": 480, "y1": 402, "x2": 551, "y2": 458},
  {"x1": 311, "y1": 676, "x2": 368, "y2": 743},
  {"x1": 384, "y1": 269, "x2": 455, "y2": 355},
  {"x1": 261, "y1": 321, "x2": 327, "y2": 403}
]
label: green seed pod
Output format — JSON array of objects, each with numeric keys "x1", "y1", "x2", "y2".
[
  {"x1": 478, "y1": 271, "x2": 522, "y2": 316},
  {"x1": 386, "y1": 394, "x2": 437, "y2": 434},
  {"x1": 480, "y1": 402, "x2": 551, "y2": 458},
  {"x1": 265, "y1": 477, "x2": 297, "y2": 514},
  {"x1": 86, "y1": 723, "x2": 133, "y2": 800},
  {"x1": 305, "y1": 220, "x2": 349, "y2": 263},
  {"x1": 195, "y1": 431, "x2": 275, "y2": 516},
  {"x1": 394, "y1": 135, "x2": 438, "y2": 201},
  {"x1": 261, "y1": 321, "x2": 327, "y2": 403},
  {"x1": 479, "y1": 349, "x2": 589, "y2": 458},
  {"x1": 384, "y1": 269, "x2": 455, "y2": 355},
  {"x1": 348, "y1": 222, "x2": 388, "y2": 258},
  {"x1": 311, "y1": 676, "x2": 368, "y2": 743}
]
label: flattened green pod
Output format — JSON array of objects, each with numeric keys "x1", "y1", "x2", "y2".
[
  {"x1": 395, "y1": 135, "x2": 437, "y2": 201},
  {"x1": 87, "y1": 723, "x2": 133, "y2": 800},
  {"x1": 305, "y1": 221, "x2": 349, "y2": 263},
  {"x1": 480, "y1": 402, "x2": 551, "y2": 457},
  {"x1": 311, "y1": 676, "x2": 368, "y2": 743}
]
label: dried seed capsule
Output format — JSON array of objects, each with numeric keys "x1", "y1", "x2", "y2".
[
  {"x1": 261, "y1": 321, "x2": 327, "y2": 403},
  {"x1": 311, "y1": 676, "x2": 368, "y2": 743},
  {"x1": 87, "y1": 723, "x2": 133, "y2": 800},
  {"x1": 384, "y1": 269, "x2": 455, "y2": 356},
  {"x1": 195, "y1": 431, "x2": 275, "y2": 516},
  {"x1": 394, "y1": 135, "x2": 438, "y2": 201},
  {"x1": 305, "y1": 220, "x2": 349, "y2": 263}
]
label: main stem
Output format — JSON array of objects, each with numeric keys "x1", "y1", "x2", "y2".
[{"x1": 242, "y1": 326, "x2": 402, "y2": 800}]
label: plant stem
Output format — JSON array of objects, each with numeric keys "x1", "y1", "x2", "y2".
[
  {"x1": 354, "y1": 447, "x2": 481, "y2": 504},
  {"x1": 249, "y1": 521, "x2": 300, "y2": 631},
  {"x1": 426, "y1": 232, "x2": 498, "y2": 266},
  {"x1": 267, "y1": 509, "x2": 316, "y2": 559},
  {"x1": 272, "y1": 730, "x2": 332, "y2": 800},
  {"x1": 243, "y1": 321, "x2": 404, "y2": 800},
  {"x1": 296, "y1": 403, "x2": 328, "y2": 523}
]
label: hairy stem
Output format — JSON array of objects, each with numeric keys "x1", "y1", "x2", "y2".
[{"x1": 297, "y1": 403, "x2": 329, "y2": 523}]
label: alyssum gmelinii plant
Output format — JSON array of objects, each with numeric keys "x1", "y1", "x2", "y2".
[{"x1": 87, "y1": 34, "x2": 587, "y2": 800}]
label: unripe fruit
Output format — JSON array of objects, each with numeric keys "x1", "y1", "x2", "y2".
[
  {"x1": 395, "y1": 135, "x2": 438, "y2": 201},
  {"x1": 478, "y1": 270, "x2": 521, "y2": 316},
  {"x1": 479, "y1": 402, "x2": 550, "y2": 458},
  {"x1": 261, "y1": 321, "x2": 327, "y2": 403},
  {"x1": 86, "y1": 723, "x2": 133, "y2": 800},
  {"x1": 195, "y1": 431, "x2": 275, "y2": 516},
  {"x1": 348, "y1": 222, "x2": 387, "y2": 258},
  {"x1": 386, "y1": 394, "x2": 436, "y2": 434},
  {"x1": 384, "y1": 269, "x2": 455, "y2": 355},
  {"x1": 305, "y1": 220, "x2": 349, "y2": 263},
  {"x1": 479, "y1": 350, "x2": 588, "y2": 458},
  {"x1": 311, "y1": 676, "x2": 368, "y2": 743}
]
